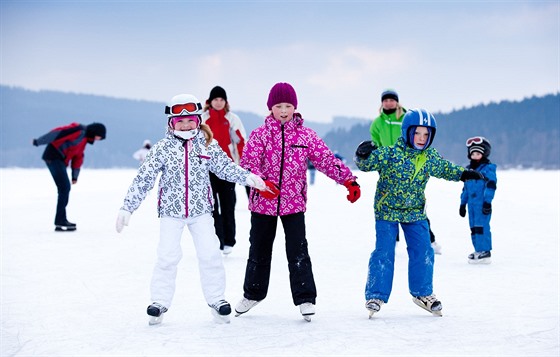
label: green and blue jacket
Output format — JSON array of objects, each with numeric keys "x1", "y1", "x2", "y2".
[{"x1": 356, "y1": 137, "x2": 465, "y2": 222}]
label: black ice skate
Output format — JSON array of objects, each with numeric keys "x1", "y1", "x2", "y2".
[
  {"x1": 55, "y1": 221, "x2": 77, "y2": 232},
  {"x1": 209, "y1": 300, "x2": 231, "y2": 324},
  {"x1": 147, "y1": 302, "x2": 168, "y2": 325}
]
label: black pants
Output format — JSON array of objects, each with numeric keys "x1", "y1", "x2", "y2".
[
  {"x1": 210, "y1": 173, "x2": 237, "y2": 249},
  {"x1": 45, "y1": 159, "x2": 71, "y2": 225},
  {"x1": 243, "y1": 212, "x2": 317, "y2": 306}
]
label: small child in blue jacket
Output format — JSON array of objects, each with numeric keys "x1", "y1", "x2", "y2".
[{"x1": 459, "y1": 137, "x2": 497, "y2": 264}]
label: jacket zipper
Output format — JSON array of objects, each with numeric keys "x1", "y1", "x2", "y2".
[{"x1": 276, "y1": 124, "x2": 286, "y2": 216}]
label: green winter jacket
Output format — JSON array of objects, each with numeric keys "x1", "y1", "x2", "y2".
[
  {"x1": 356, "y1": 137, "x2": 465, "y2": 222},
  {"x1": 369, "y1": 108, "x2": 406, "y2": 147}
]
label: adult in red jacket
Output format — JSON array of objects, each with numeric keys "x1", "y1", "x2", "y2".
[
  {"x1": 33, "y1": 122, "x2": 106, "y2": 231},
  {"x1": 201, "y1": 86, "x2": 248, "y2": 254}
]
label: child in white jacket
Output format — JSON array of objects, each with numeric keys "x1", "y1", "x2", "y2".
[{"x1": 115, "y1": 94, "x2": 265, "y2": 325}]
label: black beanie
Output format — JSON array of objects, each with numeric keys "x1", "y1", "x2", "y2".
[
  {"x1": 208, "y1": 86, "x2": 227, "y2": 102},
  {"x1": 381, "y1": 90, "x2": 399, "y2": 102},
  {"x1": 86, "y1": 123, "x2": 106, "y2": 140}
]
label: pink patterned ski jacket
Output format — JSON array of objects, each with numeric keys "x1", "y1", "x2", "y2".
[{"x1": 241, "y1": 114, "x2": 355, "y2": 216}]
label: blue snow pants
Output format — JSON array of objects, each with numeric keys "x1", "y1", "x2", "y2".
[
  {"x1": 365, "y1": 220, "x2": 434, "y2": 302},
  {"x1": 468, "y1": 203, "x2": 492, "y2": 252}
]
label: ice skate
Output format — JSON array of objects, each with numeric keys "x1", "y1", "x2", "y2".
[
  {"x1": 468, "y1": 251, "x2": 491, "y2": 264},
  {"x1": 299, "y1": 302, "x2": 315, "y2": 322},
  {"x1": 209, "y1": 299, "x2": 231, "y2": 324},
  {"x1": 147, "y1": 302, "x2": 168, "y2": 325},
  {"x1": 222, "y1": 245, "x2": 233, "y2": 255},
  {"x1": 55, "y1": 220, "x2": 77, "y2": 232},
  {"x1": 431, "y1": 241, "x2": 442, "y2": 255},
  {"x1": 234, "y1": 298, "x2": 261, "y2": 316},
  {"x1": 365, "y1": 298, "x2": 384, "y2": 318},
  {"x1": 412, "y1": 295, "x2": 442, "y2": 316}
]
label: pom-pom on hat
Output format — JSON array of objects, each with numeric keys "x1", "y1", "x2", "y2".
[
  {"x1": 208, "y1": 86, "x2": 227, "y2": 103},
  {"x1": 381, "y1": 89, "x2": 399, "y2": 102},
  {"x1": 267, "y1": 82, "x2": 298, "y2": 110}
]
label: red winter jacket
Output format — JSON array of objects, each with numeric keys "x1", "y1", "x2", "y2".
[{"x1": 35, "y1": 122, "x2": 89, "y2": 180}]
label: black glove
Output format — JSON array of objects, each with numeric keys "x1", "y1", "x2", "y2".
[
  {"x1": 482, "y1": 202, "x2": 492, "y2": 215},
  {"x1": 459, "y1": 204, "x2": 466, "y2": 217},
  {"x1": 460, "y1": 169, "x2": 484, "y2": 181},
  {"x1": 355, "y1": 141, "x2": 377, "y2": 160},
  {"x1": 32, "y1": 139, "x2": 38, "y2": 146}
]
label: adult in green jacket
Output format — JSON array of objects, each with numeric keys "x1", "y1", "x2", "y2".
[{"x1": 369, "y1": 89, "x2": 406, "y2": 147}]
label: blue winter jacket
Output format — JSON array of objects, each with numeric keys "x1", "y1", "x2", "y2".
[{"x1": 460, "y1": 161, "x2": 497, "y2": 208}]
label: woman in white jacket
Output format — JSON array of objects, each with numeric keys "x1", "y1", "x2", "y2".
[{"x1": 116, "y1": 94, "x2": 265, "y2": 325}]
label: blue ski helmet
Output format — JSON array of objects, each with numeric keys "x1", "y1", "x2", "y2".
[{"x1": 401, "y1": 108, "x2": 437, "y2": 150}]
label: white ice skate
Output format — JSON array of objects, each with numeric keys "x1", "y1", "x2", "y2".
[
  {"x1": 365, "y1": 299, "x2": 384, "y2": 319},
  {"x1": 468, "y1": 251, "x2": 491, "y2": 264},
  {"x1": 299, "y1": 302, "x2": 315, "y2": 322},
  {"x1": 412, "y1": 295, "x2": 442, "y2": 317},
  {"x1": 235, "y1": 298, "x2": 261, "y2": 316}
]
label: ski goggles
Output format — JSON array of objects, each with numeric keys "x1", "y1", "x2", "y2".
[
  {"x1": 466, "y1": 136, "x2": 486, "y2": 146},
  {"x1": 165, "y1": 102, "x2": 202, "y2": 116}
]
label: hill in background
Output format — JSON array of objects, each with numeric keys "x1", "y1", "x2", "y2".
[{"x1": 1, "y1": 85, "x2": 558, "y2": 169}]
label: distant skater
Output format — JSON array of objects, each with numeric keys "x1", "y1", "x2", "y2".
[
  {"x1": 33, "y1": 122, "x2": 106, "y2": 231},
  {"x1": 133, "y1": 139, "x2": 152, "y2": 164}
]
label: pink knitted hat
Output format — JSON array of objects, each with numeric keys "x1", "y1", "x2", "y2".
[{"x1": 267, "y1": 82, "x2": 298, "y2": 110}]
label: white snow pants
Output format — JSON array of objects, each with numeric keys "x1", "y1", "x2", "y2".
[{"x1": 150, "y1": 214, "x2": 226, "y2": 309}]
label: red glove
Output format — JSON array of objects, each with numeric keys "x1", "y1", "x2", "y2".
[
  {"x1": 260, "y1": 180, "x2": 280, "y2": 199},
  {"x1": 344, "y1": 179, "x2": 361, "y2": 203}
]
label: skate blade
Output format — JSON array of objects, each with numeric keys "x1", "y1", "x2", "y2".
[
  {"x1": 55, "y1": 226, "x2": 76, "y2": 232},
  {"x1": 413, "y1": 298, "x2": 443, "y2": 317},
  {"x1": 211, "y1": 309, "x2": 231, "y2": 324},
  {"x1": 149, "y1": 315, "x2": 164, "y2": 325},
  {"x1": 302, "y1": 314, "x2": 313, "y2": 322},
  {"x1": 468, "y1": 258, "x2": 491, "y2": 265}
]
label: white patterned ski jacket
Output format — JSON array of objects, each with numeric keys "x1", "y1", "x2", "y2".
[{"x1": 121, "y1": 130, "x2": 251, "y2": 218}]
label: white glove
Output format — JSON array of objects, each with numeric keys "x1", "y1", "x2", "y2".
[
  {"x1": 116, "y1": 210, "x2": 131, "y2": 233},
  {"x1": 245, "y1": 173, "x2": 265, "y2": 190}
]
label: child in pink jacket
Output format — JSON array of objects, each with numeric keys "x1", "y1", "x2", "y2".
[{"x1": 234, "y1": 82, "x2": 361, "y2": 321}]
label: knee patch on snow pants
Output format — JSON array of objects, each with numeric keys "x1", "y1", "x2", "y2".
[{"x1": 471, "y1": 226, "x2": 484, "y2": 235}]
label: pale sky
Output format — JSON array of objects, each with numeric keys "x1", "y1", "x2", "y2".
[{"x1": 1, "y1": 0, "x2": 558, "y2": 123}]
